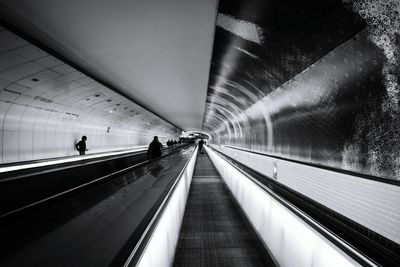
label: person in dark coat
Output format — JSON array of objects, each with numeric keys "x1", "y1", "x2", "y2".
[
  {"x1": 167, "y1": 139, "x2": 173, "y2": 147},
  {"x1": 147, "y1": 136, "x2": 163, "y2": 160},
  {"x1": 198, "y1": 139, "x2": 204, "y2": 152},
  {"x1": 75, "y1": 136, "x2": 88, "y2": 155}
]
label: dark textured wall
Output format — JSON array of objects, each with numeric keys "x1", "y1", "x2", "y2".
[{"x1": 203, "y1": 0, "x2": 400, "y2": 180}]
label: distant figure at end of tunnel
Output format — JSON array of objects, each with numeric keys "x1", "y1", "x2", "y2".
[
  {"x1": 198, "y1": 139, "x2": 204, "y2": 152},
  {"x1": 75, "y1": 136, "x2": 88, "y2": 155},
  {"x1": 148, "y1": 136, "x2": 163, "y2": 160}
]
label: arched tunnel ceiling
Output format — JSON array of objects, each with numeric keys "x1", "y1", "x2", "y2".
[
  {"x1": 203, "y1": 0, "x2": 400, "y2": 180},
  {"x1": 203, "y1": 0, "x2": 366, "y2": 132},
  {"x1": 0, "y1": 0, "x2": 218, "y2": 130},
  {"x1": 0, "y1": 26, "x2": 182, "y2": 163},
  {"x1": 1, "y1": 0, "x2": 399, "y2": 179}
]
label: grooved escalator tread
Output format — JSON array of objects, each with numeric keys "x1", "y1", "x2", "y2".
[{"x1": 173, "y1": 152, "x2": 266, "y2": 267}]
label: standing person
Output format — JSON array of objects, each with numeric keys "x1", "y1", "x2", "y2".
[
  {"x1": 75, "y1": 136, "x2": 88, "y2": 155},
  {"x1": 147, "y1": 136, "x2": 163, "y2": 160},
  {"x1": 198, "y1": 139, "x2": 204, "y2": 152}
]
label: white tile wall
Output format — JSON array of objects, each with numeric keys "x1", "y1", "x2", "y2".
[
  {"x1": 0, "y1": 132, "x2": 2, "y2": 160},
  {"x1": 0, "y1": 29, "x2": 180, "y2": 163},
  {"x1": 210, "y1": 144, "x2": 400, "y2": 245},
  {"x1": 0, "y1": 61, "x2": 45, "y2": 82},
  {"x1": 19, "y1": 131, "x2": 33, "y2": 161},
  {"x1": 0, "y1": 31, "x2": 28, "y2": 52},
  {"x1": 3, "y1": 130, "x2": 19, "y2": 162},
  {"x1": 51, "y1": 64, "x2": 76, "y2": 75},
  {"x1": 17, "y1": 69, "x2": 60, "y2": 88},
  {"x1": 0, "y1": 51, "x2": 28, "y2": 72},
  {"x1": 75, "y1": 77, "x2": 93, "y2": 86},
  {"x1": 6, "y1": 83, "x2": 29, "y2": 94},
  {"x1": 35, "y1": 55, "x2": 63, "y2": 68},
  {"x1": 14, "y1": 45, "x2": 48, "y2": 60},
  {"x1": 4, "y1": 104, "x2": 25, "y2": 131}
]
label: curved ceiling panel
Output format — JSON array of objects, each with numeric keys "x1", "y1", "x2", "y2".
[
  {"x1": 0, "y1": 27, "x2": 180, "y2": 163},
  {"x1": 203, "y1": 0, "x2": 365, "y2": 134},
  {"x1": 0, "y1": 0, "x2": 218, "y2": 130}
]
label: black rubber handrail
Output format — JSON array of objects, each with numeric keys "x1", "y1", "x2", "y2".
[
  {"x1": 0, "y1": 145, "x2": 189, "y2": 222},
  {"x1": 0, "y1": 149, "x2": 145, "y2": 182},
  {"x1": 0, "y1": 147, "x2": 146, "y2": 168},
  {"x1": 0, "y1": 159, "x2": 150, "y2": 221},
  {"x1": 122, "y1": 146, "x2": 198, "y2": 267},
  {"x1": 0, "y1": 145, "x2": 186, "y2": 182}
]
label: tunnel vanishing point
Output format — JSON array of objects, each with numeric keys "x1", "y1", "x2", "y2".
[{"x1": 0, "y1": 1, "x2": 399, "y2": 267}]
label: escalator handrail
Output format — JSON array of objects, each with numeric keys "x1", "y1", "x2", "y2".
[
  {"x1": 208, "y1": 146, "x2": 379, "y2": 267},
  {"x1": 0, "y1": 145, "x2": 189, "y2": 220},
  {"x1": 0, "y1": 159, "x2": 151, "y2": 220},
  {"x1": 0, "y1": 144, "x2": 187, "y2": 182},
  {"x1": 123, "y1": 145, "x2": 198, "y2": 267},
  {"x1": 0, "y1": 147, "x2": 147, "y2": 171},
  {"x1": 222, "y1": 144, "x2": 399, "y2": 186},
  {"x1": 0, "y1": 149, "x2": 147, "y2": 182}
]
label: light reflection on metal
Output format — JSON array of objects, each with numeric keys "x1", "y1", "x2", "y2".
[
  {"x1": 204, "y1": 20, "x2": 400, "y2": 179},
  {"x1": 0, "y1": 147, "x2": 148, "y2": 174},
  {"x1": 216, "y1": 13, "x2": 263, "y2": 44}
]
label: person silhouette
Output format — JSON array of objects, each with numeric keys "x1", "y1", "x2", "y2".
[
  {"x1": 75, "y1": 136, "x2": 88, "y2": 155},
  {"x1": 147, "y1": 136, "x2": 163, "y2": 160},
  {"x1": 198, "y1": 139, "x2": 204, "y2": 152}
]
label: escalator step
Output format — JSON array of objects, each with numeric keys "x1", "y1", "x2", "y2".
[{"x1": 173, "y1": 153, "x2": 267, "y2": 267}]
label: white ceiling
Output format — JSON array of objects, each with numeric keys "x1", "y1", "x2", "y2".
[{"x1": 0, "y1": 0, "x2": 218, "y2": 130}]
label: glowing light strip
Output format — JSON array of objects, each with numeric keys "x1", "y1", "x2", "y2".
[
  {"x1": 205, "y1": 146, "x2": 377, "y2": 267},
  {"x1": 0, "y1": 146, "x2": 148, "y2": 174},
  {"x1": 124, "y1": 146, "x2": 198, "y2": 267},
  {"x1": 217, "y1": 13, "x2": 263, "y2": 44}
]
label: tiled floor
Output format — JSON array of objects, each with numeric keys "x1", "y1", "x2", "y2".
[{"x1": 173, "y1": 152, "x2": 267, "y2": 266}]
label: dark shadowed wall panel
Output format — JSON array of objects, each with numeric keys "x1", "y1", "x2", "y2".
[{"x1": 204, "y1": 0, "x2": 400, "y2": 180}]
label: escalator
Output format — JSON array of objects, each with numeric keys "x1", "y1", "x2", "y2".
[
  {"x1": 0, "y1": 144, "x2": 186, "y2": 219},
  {"x1": 121, "y1": 146, "x2": 379, "y2": 267},
  {"x1": 0, "y1": 145, "x2": 195, "y2": 266},
  {"x1": 173, "y1": 152, "x2": 275, "y2": 266},
  {"x1": 0, "y1": 145, "x2": 386, "y2": 267}
]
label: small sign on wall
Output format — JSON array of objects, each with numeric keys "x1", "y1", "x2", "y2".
[{"x1": 273, "y1": 162, "x2": 277, "y2": 179}]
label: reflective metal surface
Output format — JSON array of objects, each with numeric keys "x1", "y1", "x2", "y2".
[{"x1": 204, "y1": 0, "x2": 400, "y2": 180}]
